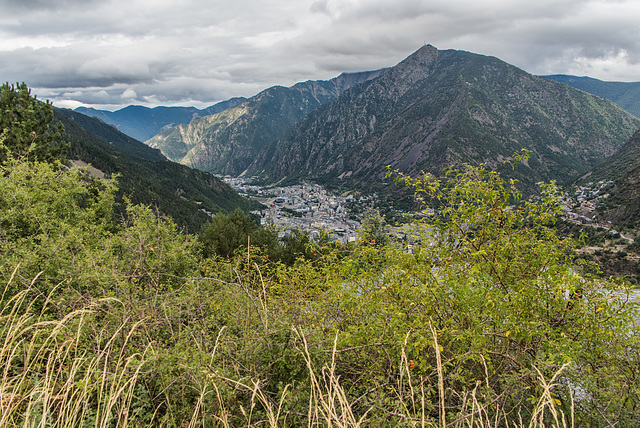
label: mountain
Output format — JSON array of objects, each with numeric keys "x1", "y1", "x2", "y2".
[
  {"x1": 579, "y1": 130, "x2": 640, "y2": 227},
  {"x1": 543, "y1": 75, "x2": 640, "y2": 119},
  {"x1": 145, "y1": 69, "x2": 388, "y2": 175},
  {"x1": 55, "y1": 108, "x2": 260, "y2": 232},
  {"x1": 75, "y1": 97, "x2": 246, "y2": 142},
  {"x1": 60, "y1": 108, "x2": 168, "y2": 162},
  {"x1": 248, "y1": 46, "x2": 640, "y2": 191}
]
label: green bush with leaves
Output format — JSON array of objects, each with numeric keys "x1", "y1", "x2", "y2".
[
  {"x1": 316, "y1": 158, "x2": 640, "y2": 424},
  {"x1": 198, "y1": 209, "x2": 343, "y2": 267},
  {"x1": 358, "y1": 208, "x2": 390, "y2": 247},
  {"x1": 0, "y1": 157, "x2": 117, "y2": 302},
  {"x1": 199, "y1": 209, "x2": 278, "y2": 258}
]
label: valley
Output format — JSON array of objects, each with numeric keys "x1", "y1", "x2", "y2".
[{"x1": 67, "y1": 44, "x2": 640, "y2": 283}]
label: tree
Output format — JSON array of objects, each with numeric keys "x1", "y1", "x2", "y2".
[
  {"x1": 279, "y1": 228, "x2": 313, "y2": 265},
  {"x1": 0, "y1": 82, "x2": 69, "y2": 163},
  {"x1": 199, "y1": 209, "x2": 278, "y2": 258},
  {"x1": 358, "y1": 208, "x2": 390, "y2": 246},
  {"x1": 0, "y1": 154, "x2": 118, "y2": 304}
]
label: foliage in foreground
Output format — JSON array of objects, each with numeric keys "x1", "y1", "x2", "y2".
[{"x1": 0, "y1": 147, "x2": 639, "y2": 426}]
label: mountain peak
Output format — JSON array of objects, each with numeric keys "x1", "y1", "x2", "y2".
[
  {"x1": 402, "y1": 44, "x2": 439, "y2": 63},
  {"x1": 143, "y1": 46, "x2": 640, "y2": 197},
  {"x1": 253, "y1": 46, "x2": 640, "y2": 191},
  {"x1": 414, "y1": 43, "x2": 439, "y2": 56},
  {"x1": 390, "y1": 44, "x2": 441, "y2": 78}
]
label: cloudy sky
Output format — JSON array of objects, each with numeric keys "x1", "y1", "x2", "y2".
[{"x1": 1, "y1": 0, "x2": 639, "y2": 111}]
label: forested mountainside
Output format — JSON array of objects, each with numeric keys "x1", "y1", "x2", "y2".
[
  {"x1": 579, "y1": 129, "x2": 640, "y2": 227},
  {"x1": 56, "y1": 107, "x2": 259, "y2": 232},
  {"x1": 543, "y1": 74, "x2": 640, "y2": 118},
  {"x1": 75, "y1": 97, "x2": 246, "y2": 142},
  {"x1": 145, "y1": 69, "x2": 387, "y2": 175},
  {"x1": 250, "y1": 46, "x2": 640, "y2": 192}
]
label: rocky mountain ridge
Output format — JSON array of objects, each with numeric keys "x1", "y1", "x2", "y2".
[
  {"x1": 250, "y1": 46, "x2": 640, "y2": 191},
  {"x1": 145, "y1": 69, "x2": 388, "y2": 175},
  {"x1": 142, "y1": 45, "x2": 640, "y2": 194}
]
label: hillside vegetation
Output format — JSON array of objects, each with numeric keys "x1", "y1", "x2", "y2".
[
  {"x1": 1, "y1": 83, "x2": 639, "y2": 426},
  {"x1": 2, "y1": 155, "x2": 639, "y2": 426},
  {"x1": 55, "y1": 106, "x2": 259, "y2": 232},
  {"x1": 543, "y1": 74, "x2": 640, "y2": 118}
]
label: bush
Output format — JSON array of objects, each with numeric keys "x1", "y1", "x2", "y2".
[{"x1": 372, "y1": 158, "x2": 640, "y2": 425}]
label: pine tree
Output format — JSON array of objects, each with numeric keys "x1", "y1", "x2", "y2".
[{"x1": 0, "y1": 82, "x2": 69, "y2": 163}]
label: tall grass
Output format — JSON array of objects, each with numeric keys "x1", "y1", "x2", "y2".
[
  {"x1": 0, "y1": 266, "x2": 573, "y2": 427},
  {"x1": 0, "y1": 267, "x2": 149, "y2": 427},
  {"x1": 200, "y1": 325, "x2": 574, "y2": 428}
]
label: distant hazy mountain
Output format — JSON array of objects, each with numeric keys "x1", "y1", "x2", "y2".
[
  {"x1": 543, "y1": 75, "x2": 640, "y2": 118},
  {"x1": 56, "y1": 108, "x2": 259, "y2": 232},
  {"x1": 249, "y1": 46, "x2": 639, "y2": 191},
  {"x1": 75, "y1": 97, "x2": 246, "y2": 142},
  {"x1": 145, "y1": 69, "x2": 388, "y2": 175}
]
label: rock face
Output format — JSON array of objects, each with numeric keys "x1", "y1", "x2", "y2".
[
  {"x1": 145, "y1": 69, "x2": 388, "y2": 175},
  {"x1": 251, "y1": 45, "x2": 640, "y2": 191}
]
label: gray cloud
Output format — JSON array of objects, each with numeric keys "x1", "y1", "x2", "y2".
[
  {"x1": 1, "y1": 0, "x2": 639, "y2": 110},
  {"x1": 1, "y1": 0, "x2": 101, "y2": 11}
]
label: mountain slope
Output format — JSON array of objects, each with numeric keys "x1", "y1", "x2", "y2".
[
  {"x1": 61, "y1": 108, "x2": 167, "y2": 162},
  {"x1": 75, "y1": 97, "x2": 246, "y2": 142},
  {"x1": 543, "y1": 75, "x2": 640, "y2": 118},
  {"x1": 56, "y1": 108, "x2": 259, "y2": 232},
  {"x1": 145, "y1": 69, "x2": 388, "y2": 175},
  {"x1": 251, "y1": 46, "x2": 640, "y2": 191},
  {"x1": 580, "y1": 129, "x2": 640, "y2": 226}
]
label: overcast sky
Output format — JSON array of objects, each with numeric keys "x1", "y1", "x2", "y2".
[{"x1": 1, "y1": 0, "x2": 639, "y2": 111}]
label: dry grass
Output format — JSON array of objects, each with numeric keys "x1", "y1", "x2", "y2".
[
  {"x1": 200, "y1": 325, "x2": 574, "y2": 428},
  {"x1": 0, "y1": 267, "x2": 573, "y2": 427},
  {"x1": 0, "y1": 267, "x2": 149, "y2": 428}
]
